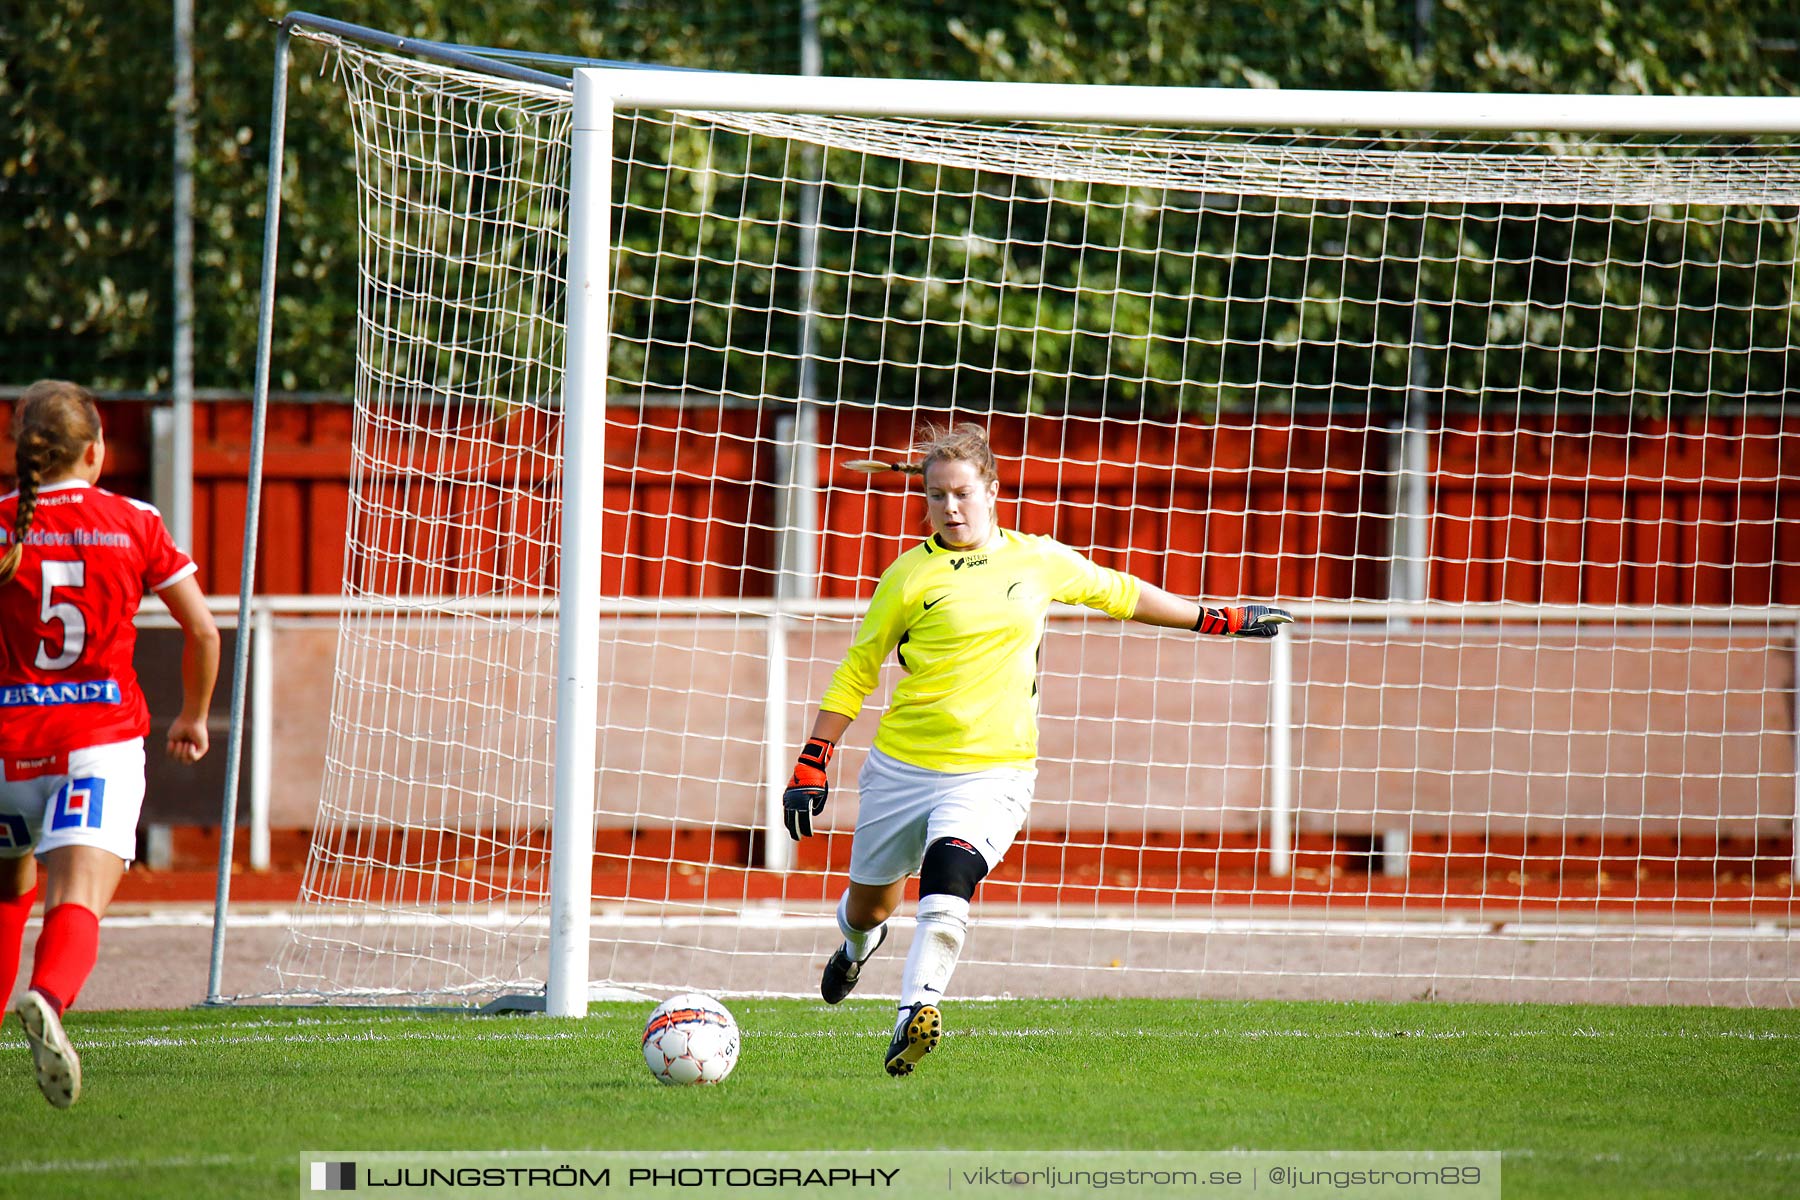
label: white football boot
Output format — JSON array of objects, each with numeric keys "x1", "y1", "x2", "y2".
[{"x1": 15, "y1": 989, "x2": 81, "y2": 1108}]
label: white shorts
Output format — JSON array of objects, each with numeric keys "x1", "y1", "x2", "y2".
[
  {"x1": 0, "y1": 739, "x2": 146, "y2": 864},
  {"x1": 847, "y1": 747, "x2": 1035, "y2": 886}
]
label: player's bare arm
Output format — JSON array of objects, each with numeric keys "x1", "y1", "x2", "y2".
[{"x1": 157, "y1": 574, "x2": 220, "y2": 763}]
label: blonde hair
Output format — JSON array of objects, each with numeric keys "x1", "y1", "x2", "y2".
[
  {"x1": 2, "y1": 380, "x2": 102, "y2": 586},
  {"x1": 912, "y1": 421, "x2": 998, "y2": 485}
]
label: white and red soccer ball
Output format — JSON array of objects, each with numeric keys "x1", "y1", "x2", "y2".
[{"x1": 641, "y1": 993, "x2": 740, "y2": 1085}]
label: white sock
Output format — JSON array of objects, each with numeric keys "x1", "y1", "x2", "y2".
[
  {"x1": 837, "y1": 891, "x2": 886, "y2": 963},
  {"x1": 897, "y1": 893, "x2": 969, "y2": 1023}
]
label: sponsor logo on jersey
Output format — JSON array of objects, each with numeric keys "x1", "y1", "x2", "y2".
[
  {"x1": 950, "y1": 554, "x2": 988, "y2": 570},
  {"x1": 5, "y1": 752, "x2": 68, "y2": 780},
  {"x1": 1, "y1": 528, "x2": 132, "y2": 548},
  {"x1": 0, "y1": 680, "x2": 122, "y2": 707},
  {"x1": 50, "y1": 777, "x2": 105, "y2": 832},
  {"x1": 923, "y1": 595, "x2": 947, "y2": 610}
]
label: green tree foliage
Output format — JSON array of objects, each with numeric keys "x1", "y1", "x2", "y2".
[
  {"x1": 2, "y1": 0, "x2": 1795, "y2": 409},
  {"x1": 2, "y1": 1, "x2": 171, "y2": 388},
  {"x1": 1, "y1": 0, "x2": 796, "y2": 392}
]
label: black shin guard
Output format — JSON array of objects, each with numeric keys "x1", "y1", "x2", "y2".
[{"x1": 918, "y1": 837, "x2": 989, "y2": 901}]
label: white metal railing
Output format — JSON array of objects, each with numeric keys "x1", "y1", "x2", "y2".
[{"x1": 141, "y1": 595, "x2": 1800, "y2": 877}]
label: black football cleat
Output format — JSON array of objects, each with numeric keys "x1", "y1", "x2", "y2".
[
  {"x1": 820, "y1": 923, "x2": 888, "y2": 1005},
  {"x1": 883, "y1": 1002, "x2": 941, "y2": 1077}
]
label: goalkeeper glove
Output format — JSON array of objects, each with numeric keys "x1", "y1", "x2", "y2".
[
  {"x1": 1194, "y1": 604, "x2": 1294, "y2": 639},
  {"x1": 783, "y1": 735, "x2": 836, "y2": 840}
]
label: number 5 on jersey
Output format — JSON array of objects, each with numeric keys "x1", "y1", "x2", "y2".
[{"x1": 37, "y1": 560, "x2": 86, "y2": 671}]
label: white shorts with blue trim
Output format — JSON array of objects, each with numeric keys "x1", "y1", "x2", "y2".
[
  {"x1": 0, "y1": 739, "x2": 146, "y2": 863},
  {"x1": 847, "y1": 747, "x2": 1035, "y2": 887}
]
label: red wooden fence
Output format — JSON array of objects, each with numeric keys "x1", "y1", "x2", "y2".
[{"x1": 3, "y1": 401, "x2": 1795, "y2": 605}]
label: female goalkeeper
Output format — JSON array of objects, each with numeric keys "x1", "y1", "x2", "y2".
[
  {"x1": 783, "y1": 421, "x2": 1291, "y2": 1077},
  {"x1": 0, "y1": 381, "x2": 220, "y2": 1108}
]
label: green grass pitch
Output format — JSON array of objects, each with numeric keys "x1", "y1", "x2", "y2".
[{"x1": 0, "y1": 998, "x2": 1793, "y2": 1199}]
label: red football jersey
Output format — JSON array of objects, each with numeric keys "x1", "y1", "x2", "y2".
[{"x1": 0, "y1": 481, "x2": 197, "y2": 756}]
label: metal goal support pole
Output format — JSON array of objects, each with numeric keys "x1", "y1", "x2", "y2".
[
  {"x1": 205, "y1": 23, "x2": 291, "y2": 1005},
  {"x1": 544, "y1": 77, "x2": 614, "y2": 1019}
]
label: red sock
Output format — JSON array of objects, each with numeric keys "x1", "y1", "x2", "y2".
[
  {"x1": 29, "y1": 903, "x2": 100, "y2": 1016},
  {"x1": 0, "y1": 884, "x2": 37, "y2": 1015}
]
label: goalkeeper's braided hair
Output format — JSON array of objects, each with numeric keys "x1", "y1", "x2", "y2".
[
  {"x1": 912, "y1": 420, "x2": 997, "y2": 485},
  {"x1": 1, "y1": 380, "x2": 101, "y2": 586}
]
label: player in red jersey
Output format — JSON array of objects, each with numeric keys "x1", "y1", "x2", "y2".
[{"x1": 0, "y1": 381, "x2": 220, "y2": 1108}]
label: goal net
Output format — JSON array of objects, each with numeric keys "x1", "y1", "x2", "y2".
[{"x1": 252, "y1": 29, "x2": 1798, "y2": 1009}]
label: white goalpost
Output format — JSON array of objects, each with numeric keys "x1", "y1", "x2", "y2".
[{"x1": 218, "y1": 17, "x2": 1800, "y2": 1014}]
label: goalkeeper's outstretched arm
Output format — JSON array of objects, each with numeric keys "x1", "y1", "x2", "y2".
[{"x1": 1130, "y1": 580, "x2": 1295, "y2": 639}]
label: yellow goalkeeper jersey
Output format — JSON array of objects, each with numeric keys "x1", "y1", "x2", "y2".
[{"x1": 818, "y1": 528, "x2": 1141, "y2": 771}]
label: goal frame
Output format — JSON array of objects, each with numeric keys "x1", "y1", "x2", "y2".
[
  {"x1": 563, "y1": 68, "x2": 1800, "y2": 1018},
  {"x1": 216, "y1": 11, "x2": 1800, "y2": 1015}
]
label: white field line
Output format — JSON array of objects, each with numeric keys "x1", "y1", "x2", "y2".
[
  {"x1": 1498, "y1": 1149, "x2": 1800, "y2": 1164},
  {"x1": 68, "y1": 1022, "x2": 1800, "y2": 1052},
  {"x1": 88, "y1": 909, "x2": 1799, "y2": 941},
  {"x1": 0, "y1": 1153, "x2": 260, "y2": 1175}
]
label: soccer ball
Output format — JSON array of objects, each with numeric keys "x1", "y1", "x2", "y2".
[{"x1": 641, "y1": 993, "x2": 740, "y2": 1085}]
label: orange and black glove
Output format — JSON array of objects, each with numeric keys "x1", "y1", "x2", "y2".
[
  {"x1": 1194, "y1": 604, "x2": 1294, "y2": 639},
  {"x1": 782, "y1": 735, "x2": 836, "y2": 840}
]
